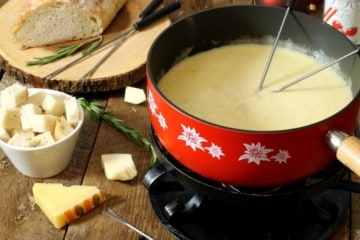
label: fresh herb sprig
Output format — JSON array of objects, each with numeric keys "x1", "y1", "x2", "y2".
[
  {"x1": 27, "y1": 36, "x2": 103, "y2": 66},
  {"x1": 78, "y1": 97, "x2": 157, "y2": 166}
]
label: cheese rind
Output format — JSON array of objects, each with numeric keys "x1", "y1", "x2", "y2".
[{"x1": 32, "y1": 183, "x2": 106, "y2": 228}]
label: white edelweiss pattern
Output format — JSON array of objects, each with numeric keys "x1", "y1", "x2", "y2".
[
  {"x1": 177, "y1": 124, "x2": 207, "y2": 151},
  {"x1": 239, "y1": 143, "x2": 273, "y2": 165},
  {"x1": 205, "y1": 143, "x2": 225, "y2": 160},
  {"x1": 147, "y1": 90, "x2": 157, "y2": 115},
  {"x1": 148, "y1": 90, "x2": 167, "y2": 129},
  {"x1": 271, "y1": 150, "x2": 291, "y2": 164},
  {"x1": 148, "y1": 89, "x2": 290, "y2": 164},
  {"x1": 157, "y1": 113, "x2": 167, "y2": 129}
]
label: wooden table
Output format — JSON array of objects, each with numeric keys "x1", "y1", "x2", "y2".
[{"x1": 0, "y1": 1, "x2": 359, "y2": 239}]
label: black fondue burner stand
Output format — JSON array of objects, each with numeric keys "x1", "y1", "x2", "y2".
[{"x1": 143, "y1": 128, "x2": 360, "y2": 240}]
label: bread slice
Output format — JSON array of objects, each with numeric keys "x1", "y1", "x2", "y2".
[{"x1": 13, "y1": 0, "x2": 128, "y2": 48}]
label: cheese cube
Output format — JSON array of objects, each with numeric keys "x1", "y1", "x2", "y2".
[
  {"x1": 34, "y1": 131, "x2": 55, "y2": 146},
  {"x1": 124, "y1": 86, "x2": 146, "y2": 104},
  {"x1": 64, "y1": 97, "x2": 80, "y2": 126},
  {"x1": 30, "y1": 114, "x2": 56, "y2": 133},
  {"x1": 8, "y1": 131, "x2": 39, "y2": 147},
  {"x1": 53, "y1": 116, "x2": 74, "y2": 141},
  {"x1": 101, "y1": 153, "x2": 138, "y2": 181},
  {"x1": 0, "y1": 83, "x2": 28, "y2": 108},
  {"x1": 32, "y1": 183, "x2": 106, "y2": 229},
  {"x1": 41, "y1": 94, "x2": 65, "y2": 116},
  {"x1": 0, "y1": 108, "x2": 21, "y2": 130}
]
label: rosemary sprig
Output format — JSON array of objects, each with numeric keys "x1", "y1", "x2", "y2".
[
  {"x1": 78, "y1": 97, "x2": 157, "y2": 166},
  {"x1": 27, "y1": 35, "x2": 103, "y2": 66}
]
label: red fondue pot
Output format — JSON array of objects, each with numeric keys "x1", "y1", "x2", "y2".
[{"x1": 146, "y1": 5, "x2": 360, "y2": 187}]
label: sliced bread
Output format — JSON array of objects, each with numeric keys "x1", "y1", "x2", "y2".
[{"x1": 13, "y1": 0, "x2": 128, "y2": 48}]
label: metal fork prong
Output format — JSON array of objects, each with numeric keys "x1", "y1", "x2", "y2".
[
  {"x1": 103, "y1": 208, "x2": 155, "y2": 240},
  {"x1": 78, "y1": 29, "x2": 136, "y2": 81}
]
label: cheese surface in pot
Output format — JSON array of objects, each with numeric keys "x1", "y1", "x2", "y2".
[{"x1": 158, "y1": 43, "x2": 353, "y2": 131}]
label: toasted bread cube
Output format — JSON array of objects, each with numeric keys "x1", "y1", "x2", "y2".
[
  {"x1": 20, "y1": 104, "x2": 43, "y2": 131},
  {"x1": 26, "y1": 92, "x2": 47, "y2": 106},
  {"x1": 31, "y1": 114, "x2": 56, "y2": 133},
  {"x1": 8, "y1": 131, "x2": 39, "y2": 147},
  {"x1": 41, "y1": 94, "x2": 65, "y2": 116},
  {"x1": 64, "y1": 97, "x2": 80, "y2": 126},
  {"x1": 0, "y1": 108, "x2": 21, "y2": 130},
  {"x1": 124, "y1": 86, "x2": 146, "y2": 105},
  {"x1": 0, "y1": 83, "x2": 28, "y2": 108},
  {"x1": 20, "y1": 103, "x2": 42, "y2": 115},
  {"x1": 34, "y1": 131, "x2": 55, "y2": 146},
  {"x1": 53, "y1": 116, "x2": 74, "y2": 141},
  {"x1": 20, "y1": 114, "x2": 33, "y2": 131},
  {"x1": 0, "y1": 128, "x2": 10, "y2": 142}
]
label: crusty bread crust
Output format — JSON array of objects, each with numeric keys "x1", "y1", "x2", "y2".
[{"x1": 13, "y1": 0, "x2": 128, "y2": 48}]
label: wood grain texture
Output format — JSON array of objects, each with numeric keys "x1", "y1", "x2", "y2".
[{"x1": 0, "y1": 0, "x2": 170, "y2": 93}]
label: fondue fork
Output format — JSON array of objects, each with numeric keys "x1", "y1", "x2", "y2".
[
  {"x1": 103, "y1": 208, "x2": 155, "y2": 240},
  {"x1": 272, "y1": 48, "x2": 360, "y2": 93},
  {"x1": 43, "y1": 0, "x2": 181, "y2": 82},
  {"x1": 78, "y1": 0, "x2": 180, "y2": 81},
  {"x1": 256, "y1": 0, "x2": 296, "y2": 93}
]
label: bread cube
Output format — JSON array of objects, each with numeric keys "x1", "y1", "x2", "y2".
[
  {"x1": 20, "y1": 104, "x2": 43, "y2": 130},
  {"x1": 26, "y1": 92, "x2": 47, "y2": 106},
  {"x1": 0, "y1": 128, "x2": 10, "y2": 142},
  {"x1": 64, "y1": 97, "x2": 80, "y2": 126},
  {"x1": 0, "y1": 83, "x2": 28, "y2": 108},
  {"x1": 30, "y1": 114, "x2": 56, "y2": 133},
  {"x1": 0, "y1": 108, "x2": 21, "y2": 130},
  {"x1": 34, "y1": 131, "x2": 55, "y2": 146},
  {"x1": 41, "y1": 94, "x2": 65, "y2": 116},
  {"x1": 20, "y1": 103, "x2": 42, "y2": 115},
  {"x1": 53, "y1": 116, "x2": 74, "y2": 141},
  {"x1": 8, "y1": 131, "x2": 39, "y2": 147}
]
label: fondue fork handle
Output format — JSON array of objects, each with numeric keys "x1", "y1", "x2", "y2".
[
  {"x1": 326, "y1": 130, "x2": 360, "y2": 178},
  {"x1": 44, "y1": 0, "x2": 181, "y2": 82},
  {"x1": 78, "y1": 0, "x2": 181, "y2": 81},
  {"x1": 272, "y1": 48, "x2": 360, "y2": 93},
  {"x1": 256, "y1": 0, "x2": 296, "y2": 93}
]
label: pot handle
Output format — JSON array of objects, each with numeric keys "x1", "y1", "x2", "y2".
[{"x1": 326, "y1": 130, "x2": 360, "y2": 177}]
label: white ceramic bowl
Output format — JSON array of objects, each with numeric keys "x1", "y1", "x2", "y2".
[{"x1": 0, "y1": 88, "x2": 84, "y2": 178}]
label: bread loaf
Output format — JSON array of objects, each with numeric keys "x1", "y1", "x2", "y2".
[{"x1": 13, "y1": 0, "x2": 128, "y2": 48}]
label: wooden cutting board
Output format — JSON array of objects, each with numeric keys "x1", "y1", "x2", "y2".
[{"x1": 0, "y1": 0, "x2": 171, "y2": 93}]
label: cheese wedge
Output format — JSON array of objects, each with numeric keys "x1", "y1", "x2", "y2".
[{"x1": 32, "y1": 183, "x2": 106, "y2": 228}]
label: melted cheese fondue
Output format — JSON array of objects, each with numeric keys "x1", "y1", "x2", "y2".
[{"x1": 158, "y1": 44, "x2": 353, "y2": 131}]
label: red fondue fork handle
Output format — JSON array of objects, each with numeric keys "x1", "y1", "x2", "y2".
[{"x1": 326, "y1": 130, "x2": 360, "y2": 177}]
